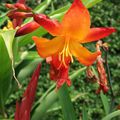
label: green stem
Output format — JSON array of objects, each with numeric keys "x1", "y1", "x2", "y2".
[{"x1": 103, "y1": 48, "x2": 115, "y2": 112}]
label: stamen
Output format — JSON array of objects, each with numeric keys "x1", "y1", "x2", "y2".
[{"x1": 58, "y1": 36, "x2": 74, "y2": 68}]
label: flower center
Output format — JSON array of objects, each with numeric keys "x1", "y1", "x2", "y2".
[{"x1": 58, "y1": 36, "x2": 73, "y2": 68}]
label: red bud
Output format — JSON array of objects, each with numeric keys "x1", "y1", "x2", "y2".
[
  {"x1": 16, "y1": 21, "x2": 40, "y2": 36},
  {"x1": 34, "y1": 14, "x2": 61, "y2": 36},
  {"x1": 8, "y1": 11, "x2": 33, "y2": 19},
  {"x1": 14, "y1": 3, "x2": 32, "y2": 11},
  {"x1": 5, "y1": 3, "x2": 15, "y2": 9}
]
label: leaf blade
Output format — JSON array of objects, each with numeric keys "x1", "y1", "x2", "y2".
[{"x1": 58, "y1": 84, "x2": 76, "y2": 120}]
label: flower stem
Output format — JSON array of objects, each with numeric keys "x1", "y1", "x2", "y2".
[{"x1": 104, "y1": 49, "x2": 115, "y2": 112}]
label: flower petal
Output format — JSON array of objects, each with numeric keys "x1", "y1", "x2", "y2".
[
  {"x1": 32, "y1": 36, "x2": 64, "y2": 58},
  {"x1": 61, "y1": 0, "x2": 90, "y2": 39},
  {"x1": 34, "y1": 14, "x2": 61, "y2": 36},
  {"x1": 70, "y1": 41, "x2": 101, "y2": 66},
  {"x1": 81, "y1": 27, "x2": 116, "y2": 43}
]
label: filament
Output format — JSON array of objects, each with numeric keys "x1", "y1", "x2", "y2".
[{"x1": 58, "y1": 36, "x2": 73, "y2": 68}]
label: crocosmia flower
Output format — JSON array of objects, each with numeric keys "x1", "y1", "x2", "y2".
[{"x1": 33, "y1": 0, "x2": 116, "y2": 68}]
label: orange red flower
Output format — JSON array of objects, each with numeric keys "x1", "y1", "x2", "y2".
[{"x1": 33, "y1": 0, "x2": 116, "y2": 68}]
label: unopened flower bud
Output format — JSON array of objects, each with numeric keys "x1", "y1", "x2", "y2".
[
  {"x1": 33, "y1": 14, "x2": 61, "y2": 35},
  {"x1": 8, "y1": 11, "x2": 33, "y2": 19},
  {"x1": 5, "y1": 3, "x2": 15, "y2": 9},
  {"x1": 16, "y1": 21, "x2": 40, "y2": 36},
  {"x1": 14, "y1": 3, "x2": 32, "y2": 11}
]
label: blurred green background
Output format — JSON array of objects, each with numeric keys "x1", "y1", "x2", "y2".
[{"x1": 0, "y1": 0, "x2": 120, "y2": 120}]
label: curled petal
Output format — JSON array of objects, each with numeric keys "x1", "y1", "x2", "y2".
[
  {"x1": 34, "y1": 14, "x2": 61, "y2": 36},
  {"x1": 70, "y1": 41, "x2": 101, "y2": 66},
  {"x1": 32, "y1": 36, "x2": 64, "y2": 58},
  {"x1": 61, "y1": 0, "x2": 90, "y2": 40},
  {"x1": 16, "y1": 21, "x2": 40, "y2": 36},
  {"x1": 81, "y1": 27, "x2": 116, "y2": 43}
]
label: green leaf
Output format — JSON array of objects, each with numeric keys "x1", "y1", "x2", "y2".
[
  {"x1": 82, "y1": 104, "x2": 88, "y2": 120},
  {"x1": 0, "y1": 15, "x2": 8, "y2": 27},
  {"x1": 100, "y1": 92, "x2": 110, "y2": 115},
  {"x1": 82, "y1": 0, "x2": 103, "y2": 8},
  {"x1": 47, "y1": 92, "x2": 87, "y2": 113},
  {"x1": 58, "y1": 84, "x2": 76, "y2": 120},
  {"x1": 102, "y1": 110, "x2": 120, "y2": 120},
  {"x1": 24, "y1": 51, "x2": 40, "y2": 60},
  {"x1": 0, "y1": 30, "x2": 16, "y2": 60},
  {"x1": 0, "y1": 35, "x2": 12, "y2": 113},
  {"x1": 49, "y1": 3, "x2": 70, "y2": 20},
  {"x1": 34, "y1": 0, "x2": 52, "y2": 14},
  {"x1": 17, "y1": 58, "x2": 43, "y2": 81},
  {"x1": 31, "y1": 90, "x2": 58, "y2": 120}
]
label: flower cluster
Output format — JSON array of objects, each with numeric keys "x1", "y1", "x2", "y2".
[
  {"x1": 6, "y1": 0, "x2": 40, "y2": 36},
  {"x1": 6, "y1": 0, "x2": 116, "y2": 89}
]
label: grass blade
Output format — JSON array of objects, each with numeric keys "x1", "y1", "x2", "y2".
[{"x1": 102, "y1": 110, "x2": 120, "y2": 120}]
